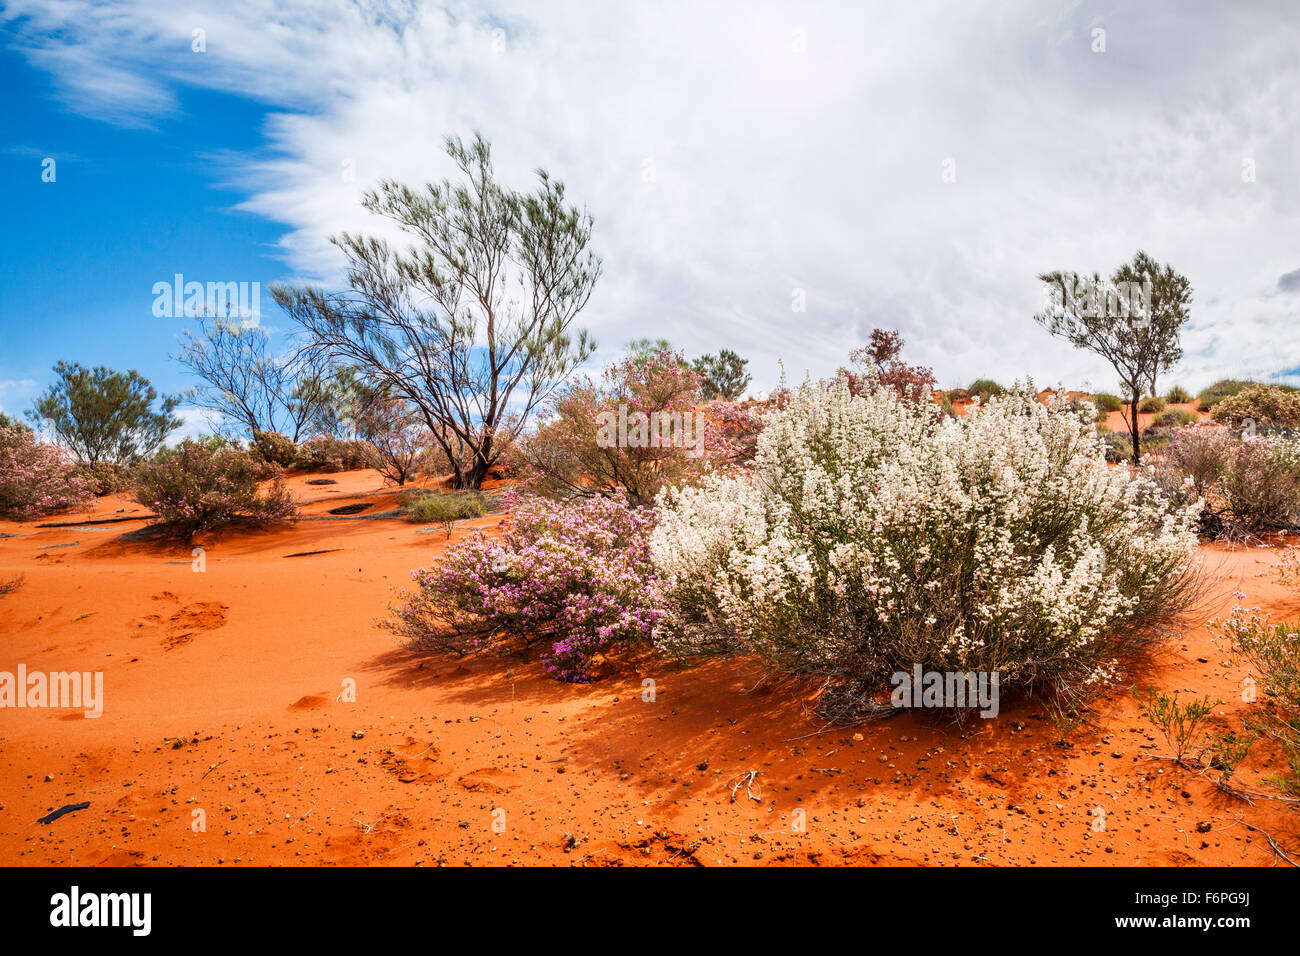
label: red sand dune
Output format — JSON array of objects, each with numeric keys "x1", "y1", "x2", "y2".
[{"x1": 2, "y1": 469, "x2": 1298, "y2": 866}]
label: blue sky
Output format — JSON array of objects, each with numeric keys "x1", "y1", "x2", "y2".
[
  {"x1": 0, "y1": 43, "x2": 285, "y2": 425},
  {"x1": 3, "y1": 0, "x2": 1300, "y2": 433}
]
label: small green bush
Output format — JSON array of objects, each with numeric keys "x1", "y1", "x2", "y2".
[
  {"x1": 135, "y1": 441, "x2": 298, "y2": 537},
  {"x1": 78, "y1": 461, "x2": 135, "y2": 497},
  {"x1": 1094, "y1": 393, "x2": 1124, "y2": 413},
  {"x1": 296, "y1": 436, "x2": 372, "y2": 473},
  {"x1": 1139, "y1": 396, "x2": 1167, "y2": 414},
  {"x1": 1152, "y1": 410, "x2": 1197, "y2": 429},
  {"x1": 252, "y1": 430, "x2": 299, "y2": 467},
  {"x1": 404, "y1": 491, "x2": 486, "y2": 524},
  {"x1": 1165, "y1": 385, "x2": 1192, "y2": 404},
  {"x1": 968, "y1": 378, "x2": 1005, "y2": 404},
  {"x1": 1197, "y1": 379, "x2": 1254, "y2": 413}
]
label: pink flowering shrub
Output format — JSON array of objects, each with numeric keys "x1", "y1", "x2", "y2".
[
  {"x1": 383, "y1": 495, "x2": 661, "y2": 682},
  {"x1": 1156, "y1": 430, "x2": 1300, "y2": 537},
  {"x1": 0, "y1": 427, "x2": 96, "y2": 519},
  {"x1": 134, "y1": 440, "x2": 298, "y2": 536},
  {"x1": 515, "y1": 350, "x2": 746, "y2": 507}
]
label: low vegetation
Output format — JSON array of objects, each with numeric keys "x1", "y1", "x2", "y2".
[
  {"x1": 133, "y1": 441, "x2": 298, "y2": 537},
  {"x1": 0, "y1": 426, "x2": 95, "y2": 519},
  {"x1": 385, "y1": 496, "x2": 659, "y2": 682},
  {"x1": 650, "y1": 380, "x2": 1200, "y2": 721},
  {"x1": 1210, "y1": 383, "x2": 1300, "y2": 432},
  {"x1": 403, "y1": 490, "x2": 486, "y2": 524}
]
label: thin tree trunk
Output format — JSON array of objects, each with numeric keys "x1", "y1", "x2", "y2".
[{"x1": 1129, "y1": 389, "x2": 1141, "y2": 466}]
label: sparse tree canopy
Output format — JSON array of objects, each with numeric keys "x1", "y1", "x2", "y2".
[
  {"x1": 625, "y1": 338, "x2": 678, "y2": 366},
  {"x1": 0, "y1": 411, "x2": 29, "y2": 432},
  {"x1": 274, "y1": 132, "x2": 601, "y2": 489},
  {"x1": 28, "y1": 362, "x2": 181, "y2": 465},
  {"x1": 175, "y1": 317, "x2": 330, "y2": 442},
  {"x1": 841, "y1": 328, "x2": 936, "y2": 402},
  {"x1": 692, "y1": 349, "x2": 751, "y2": 401},
  {"x1": 1034, "y1": 250, "x2": 1192, "y2": 465}
]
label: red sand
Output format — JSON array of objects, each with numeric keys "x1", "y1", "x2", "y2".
[{"x1": 2, "y1": 469, "x2": 1298, "y2": 866}]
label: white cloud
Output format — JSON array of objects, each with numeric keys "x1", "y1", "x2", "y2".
[{"x1": 5, "y1": 0, "x2": 1300, "y2": 392}]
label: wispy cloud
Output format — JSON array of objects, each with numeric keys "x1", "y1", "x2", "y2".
[{"x1": 5, "y1": 0, "x2": 1300, "y2": 391}]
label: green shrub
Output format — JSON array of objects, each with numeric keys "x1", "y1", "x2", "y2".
[
  {"x1": 1139, "y1": 396, "x2": 1167, "y2": 413},
  {"x1": 1152, "y1": 410, "x2": 1197, "y2": 429},
  {"x1": 404, "y1": 490, "x2": 486, "y2": 524},
  {"x1": 134, "y1": 441, "x2": 298, "y2": 537},
  {"x1": 1165, "y1": 385, "x2": 1192, "y2": 404},
  {"x1": 1217, "y1": 603, "x2": 1300, "y2": 798},
  {"x1": 1100, "y1": 430, "x2": 1131, "y2": 463},
  {"x1": 251, "y1": 430, "x2": 299, "y2": 467},
  {"x1": 1134, "y1": 688, "x2": 1217, "y2": 765},
  {"x1": 968, "y1": 378, "x2": 1005, "y2": 404},
  {"x1": 296, "y1": 435, "x2": 372, "y2": 472},
  {"x1": 78, "y1": 461, "x2": 135, "y2": 497},
  {"x1": 1218, "y1": 438, "x2": 1300, "y2": 532},
  {"x1": 1210, "y1": 384, "x2": 1300, "y2": 432},
  {"x1": 1197, "y1": 379, "x2": 1254, "y2": 413},
  {"x1": 1094, "y1": 393, "x2": 1124, "y2": 413}
]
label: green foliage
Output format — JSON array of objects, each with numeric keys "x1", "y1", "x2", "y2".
[
  {"x1": 0, "y1": 411, "x2": 30, "y2": 432},
  {"x1": 79, "y1": 461, "x2": 135, "y2": 497},
  {"x1": 1197, "y1": 379, "x2": 1254, "y2": 412},
  {"x1": 1139, "y1": 395, "x2": 1167, "y2": 413},
  {"x1": 1094, "y1": 392, "x2": 1124, "y2": 413},
  {"x1": 625, "y1": 338, "x2": 682, "y2": 367},
  {"x1": 1152, "y1": 409, "x2": 1196, "y2": 428},
  {"x1": 1211, "y1": 383, "x2": 1300, "y2": 431},
  {"x1": 28, "y1": 362, "x2": 181, "y2": 465},
  {"x1": 692, "y1": 349, "x2": 751, "y2": 401},
  {"x1": 1034, "y1": 250, "x2": 1193, "y2": 465},
  {"x1": 295, "y1": 435, "x2": 371, "y2": 472},
  {"x1": 968, "y1": 378, "x2": 1005, "y2": 404},
  {"x1": 275, "y1": 132, "x2": 601, "y2": 491},
  {"x1": 1134, "y1": 688, "x2": 1217, "y2": 763},
  {"x1": 403, "y1": 490, "x2": 486, "y2": 524},
  {"x1": 1165, "y1": 385, "x2": 1192, "y2": 404},
  {"x1": 1217, "y1": 602, "x2": 1300, "y2": 798},
  {"x1": 134, "y1": 440, "x2": 298, "y2": 537},
  {"x1": 251, "y1": 430, "x2": 299, "y2": 467}
]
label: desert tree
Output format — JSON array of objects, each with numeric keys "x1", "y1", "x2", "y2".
[
  {"x1": 28, "y1": 361, "x2": 181, "y2": 465},
  {"x1": 692, "y1": 348, "x2": 751, "y2": 400},
  {"x1": 1034, "y1": 251, "x2": 1192, "y2": 465},
  {"x1": 840, "y1": 328, "x2": 937, "y2": 402},
  {"x1": 175, "y1": 317, "x2": 331, "y2": 441},
  {"x1": 274, "y1": 133, "x2": 600, "y2": 489}
]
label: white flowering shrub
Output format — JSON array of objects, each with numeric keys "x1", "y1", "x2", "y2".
[{"x1": 650, "y1": 379, "x2": 1201, "y2": 719}]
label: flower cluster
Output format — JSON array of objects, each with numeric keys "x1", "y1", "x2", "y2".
[
  {"x1": 1157, "y1": 428, "x2": 1300, "y2": 536},
  {"x1": 383, "y1": 495, "x2": 661, "y2": 682},
  {"x1": 0, "y1": 427, "x2": 96, "y2": 520},
  {"x1": 650, "y1": 379, "x2": 1201, "y2": 716}
]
